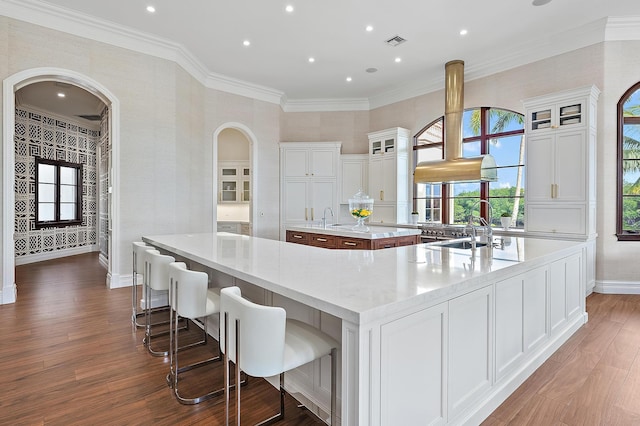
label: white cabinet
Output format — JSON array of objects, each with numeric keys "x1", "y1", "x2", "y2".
[
  {"x1": 217, "y1": 222, "x2": 250, "y2": 235},
  {"x1": 448, "y1": 285, "x2": 493, "y2": 420},
  {"x1": 523, "y1": 86, "x2": 599, "y2": 238},
  {"x1": 339, "y1": 154, "x2": 368, "y2": 204},
  {"x1": 280, "y1": 142, "x2": 341, "y2": 239},
  {"x1": 381, "y1": 302, "x2": 447, "y2": 426},
  {"x1": 218, "y1": 161, "x2": 250, "y2": 203},
  {"x1": 367, "y1": 127, "x2": 410, "y2": 224},
  {"x1": 549, "y1": 252, "x2": 583, "y2": 334}
]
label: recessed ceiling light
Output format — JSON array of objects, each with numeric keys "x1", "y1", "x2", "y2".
[
  {"x1": 365, "y1": 25, "x2": 373, "y2": 32},
  {"x1": 243, "y1": 40, "x2": 251, "y2": 47},
  {"x1": 532, "y1": 0, "x2": 552, "y2": 5},
  {"x1": 366, "y1": 67, "x2": 378, "y2": 73},
  {"x1": 308, "y1": 57, "x2": 315, "y2": 63},
  {"x1": 346, "y1": 77, "x2": 352, "y2": 82},
  {"x1": 395, "y1": 57, "x2": 402, "y2": 63},
  {"x1": 285, "y1": 5, "x2": 294, "y2": 13},
  {"x1": 146, "y1": 5, "x2": 155, "y2": 13},
  {"x1": 459, "y1": 29, "x2": 468, "y2": 36},
  {"x1": 57, "y1": 93, "x2": 65, "y2": 98}
]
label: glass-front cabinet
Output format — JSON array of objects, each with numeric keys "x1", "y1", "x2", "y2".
[
  {"x1": 219, "y1": 161, "x2": 250, "y2": 203},
  {"x1": 528, "y1": 99, "x2": 586, "y2": 132}
]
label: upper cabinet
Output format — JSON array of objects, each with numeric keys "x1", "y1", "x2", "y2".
[
  {"x1": 523, "y1": 85, "x2": 599, "y2": 238},
  {"x1": 367, "y1": 128, "x2": 410, "y2": 224},
  {"x1": 279, "y1": 142, "x2": 341, "y2": 239},
  {"x1": 340, "y1": 154, "x2": 368, "y2": 204},
  {"x1": 219, "y1": 161, "x2": 250, "y2": 203},
  {"x1": 282, "y1": 145, "x2": 338, "y2": 178}
]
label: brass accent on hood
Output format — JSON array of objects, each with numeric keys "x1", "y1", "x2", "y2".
[{"x1": 414, "y1": 60, "x2": 497, "y2": 183}]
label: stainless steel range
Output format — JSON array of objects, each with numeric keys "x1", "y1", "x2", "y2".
[{"x1": 420, "y1": 224, "x2": 471, "y2": 244}]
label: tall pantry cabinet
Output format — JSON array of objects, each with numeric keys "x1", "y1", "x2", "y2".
[
  {"x1": 367, "y1": 127, "x2": 411, "y2": 224},
  {"x1": 523, "y1": 85, "x2": 599, "y2": 293},
  {"x1": 279, "y1": 142, "x2": 341, "y2": 239}
]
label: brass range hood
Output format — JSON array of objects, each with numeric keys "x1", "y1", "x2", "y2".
[{"x1": 414, "y1": 60, "x2": 497, "y2": 183}]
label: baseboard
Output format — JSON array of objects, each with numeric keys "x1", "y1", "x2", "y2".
[
  {"x1": 594, "y1": 280, "x2": 640, "y2": 294},
  {"x1": 15, "y1": 245, "x2": 99, "y2": 266}
]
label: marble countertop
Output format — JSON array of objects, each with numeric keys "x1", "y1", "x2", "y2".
[
  {"x1": 143, "y1": 233, "x2": 585, "y2": 325},
  {"x1": 287, "y1": 223, "x2": 421, "y2": 239}
]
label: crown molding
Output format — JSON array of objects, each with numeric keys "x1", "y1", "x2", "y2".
[
  {"x1": 283, "y1": 98, "x2": 370, "y2": 113},
  {"x1": 0, "y1": 0, "x2": 284, "y2": 105},
  {"x1": 605, "y1": 16, "x2": 640, "y2": 41},
  {"x1": 2, "y1": 1, "x2": 639, "y2": 112}
]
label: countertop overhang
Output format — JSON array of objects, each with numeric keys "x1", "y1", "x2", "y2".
[{"x1": 143, "y1": 232, "x2": 586, "y2": 325}]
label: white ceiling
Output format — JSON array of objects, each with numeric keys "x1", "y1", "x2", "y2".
[{"x1": 4, "y1": 0, "x2": 640, "y2": 111}]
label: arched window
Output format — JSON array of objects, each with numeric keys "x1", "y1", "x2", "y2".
[
  {"x1": 617, "y1": 83, "x2": 640, "y2": 240},
  {"x1": 413, "y1": 107, "x2": 525, "y2": 227}
]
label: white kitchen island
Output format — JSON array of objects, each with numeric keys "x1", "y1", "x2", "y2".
[{"x1": 142, "y1": 232, "x2": 588, "y2": 426}]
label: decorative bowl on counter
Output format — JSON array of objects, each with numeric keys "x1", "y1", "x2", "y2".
[{"x1": 348, "y1": 189, "x2": 373, "y2": 232}]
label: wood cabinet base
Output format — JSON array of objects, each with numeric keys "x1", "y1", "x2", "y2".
[{"x1": 286, "y1": 230, "x2": 419, "y2": 250}]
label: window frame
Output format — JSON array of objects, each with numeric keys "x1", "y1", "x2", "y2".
[
  {"x1": 616, "y1": 82, "x2": 640, "y2": 241},
  {"x1": 413, "y1": 107, "x2": 525, "y2": 226},
  {"x1": 35, "y1": 157, "x2": 83, "y2": 229}
]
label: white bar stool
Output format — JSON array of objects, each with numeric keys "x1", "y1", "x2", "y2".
[
  {"x1": 143, "y1": 249, "x2": 175, "y2": 356},
  {"x1": 132, "y1": 241, "x2": 151, "y2": 327},
  {"x1": 220, "y1": 286, "x2": 339, "y2": 426},
  {"x1": 168, "y1": 262, "x2": 223, "y2": 404}
]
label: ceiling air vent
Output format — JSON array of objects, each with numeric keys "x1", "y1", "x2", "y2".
[{"x1": 385, "y1": 35, "x2": 406, "y2": 47}]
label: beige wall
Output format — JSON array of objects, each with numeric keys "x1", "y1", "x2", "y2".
[{"x1": 1, "y1": 15, "x2": 637, "y2": 289}]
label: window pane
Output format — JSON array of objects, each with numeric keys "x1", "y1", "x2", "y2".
[
  {"x1": 463, "y1": 140, "x2": 481, "y2": 157},
  {"x1": 38, "y1": 164, "x2": 55, "y2": 183},
  {"x1": 60, "y1": 203, "x2": 76, "y2": 220},
  {"x1": 622, "y1": 125, "x2": 640, "y2": 159},
  {"x1": 60, "y1": 166, "x2": 77, "y2": 185},
  {"x1": 38, "y1": 183, "x2": 55, "y2": 202},
  {"x1": 489, "y1": 135, "x2": 525, "y2": 165},
  {"x1": 622, "y1": 160, "x2": 640, "y2": 196},
  {"x1": 450, "y1": 181, "x2": 480, "y2": 196},
  {"x1": 463, "y1": 109, "x2": 481, "y2": 138},
  {"x1": 38, "y1": 203, "x2": 55, "y2": 221},
  {"x1": 489, "y1": 109, "x2": 525, "y2": 133},
  {"x1": 416, "y1": 119, "x2": 443, "y2": 146},
  {"x1": 622, "y1": 196, "x2": 640, "y2": 231},
  {"x1": 452, "y1": 196, "x2": 479, "y2": 225},
  {"x1": 623, "y1": 90, "x2": 640, "y2": 117},
  {"x1": 60, "y1": 185, "x2": 76, "y2": 202}
]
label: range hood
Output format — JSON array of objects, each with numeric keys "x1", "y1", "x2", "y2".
[{"x1": 414, "y1": 60, "x2": 497, "y2": 183}]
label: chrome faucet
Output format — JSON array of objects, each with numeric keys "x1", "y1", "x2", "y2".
[
  {"x1": 467, "y1": 200, "x2": 493, "y2": 247},
  {"x1": 322, "y1": 207, "x2": 334, "y2": 229}
]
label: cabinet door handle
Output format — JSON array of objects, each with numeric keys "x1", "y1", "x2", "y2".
[
  {"x1": 551, "y1": 125, "x2": 559, "y2": 129},
  {"x1": 293, "y1": 235, "x2": 303, "y2": 239},
  {"x1": 311, "y1": 208, "x2": 314, "y2": 221},
  {"x1": 380, "y1": 190, "x2": 384, "y2": 201},
  {"x1": 343, "y1": 241, "x2": 357, "y2": 246},
  {"x1": 317, "y1": 238, "x2": 328, "y2": 242},
  {"x1": 555, "y1": 184, "x2": 559, "y2": 199},
  {"x1": 305, "y1": 208, "x2": 308, "y2": 221}
]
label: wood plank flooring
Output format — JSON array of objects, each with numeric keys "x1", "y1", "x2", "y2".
[
  {"x1": 5, "y1": 253, "x2": 640, "y2": 425},
  {"x1": 2, "y1": 253, "x2": 324, "y2": 426},
  {"x1": 484, "y1": 292, "x2": 640, "y2": 426}
]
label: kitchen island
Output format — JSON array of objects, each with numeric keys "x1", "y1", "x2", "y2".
[
  {"x1": 143, "y1": 232, "x2": 588, "y2": 426},
  {"x1": 286, "y1": 224, "x2": 421, "y2": 249}
]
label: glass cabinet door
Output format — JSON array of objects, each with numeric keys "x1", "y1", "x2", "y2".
[{"x1": 221, "y1": 180, "x2": 237, "y2": 202}]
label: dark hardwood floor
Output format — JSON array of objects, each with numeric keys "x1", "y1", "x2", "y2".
[
  {"x1": 5, "y1": 253, "x2": 640, "y2": 425},
  {"x1": 2, "y1": 253, "x2": 324, "y2": 426}
]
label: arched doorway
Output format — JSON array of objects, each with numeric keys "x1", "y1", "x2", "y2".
[
  {"x1": 2, "y1": 68, "x2": 121, "y2": 304},
  {"x1": 213, "y1": 123, "x2": 258, "y2": 235}
]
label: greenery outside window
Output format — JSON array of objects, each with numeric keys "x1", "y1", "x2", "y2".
[
  {"x1": 413, "y1": 107, "x2": 525, "y2": 227},
  {"x1": 35, "y1": 157, "x2": 83, "y2": 229},
  {"x1": 617, "y1": 83, "x2": 640, "y2": 240}
]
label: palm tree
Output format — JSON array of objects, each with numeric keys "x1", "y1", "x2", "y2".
[{"x1": 469, "y1": 108, "x2": 525, "y2": 226}]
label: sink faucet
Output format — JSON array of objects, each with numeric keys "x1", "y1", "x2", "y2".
[
  {"x1": 467, "y1": 200, "x2": 493, "y2": 247},
  {"x1": 322, "y1": 207, "x2": 334, "y2": 229}
]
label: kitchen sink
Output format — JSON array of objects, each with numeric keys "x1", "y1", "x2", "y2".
[{"x1": 439, "y1": 240, "x2": 488, "y2": 249}]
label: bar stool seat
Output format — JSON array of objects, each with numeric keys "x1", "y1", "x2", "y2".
[
  {"x1": 168, "y1": 262, "x2": 224, "y2": 404},
  {"x1": 221, "y1": 286, "x2": 339, "y2": 426},
  {"x1": 132, "y1": 241, "x2": 151, "y2": 327},
  {"x1": 144, "y1": 249, "x2": 175, "y2": 356}
]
